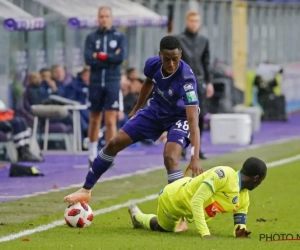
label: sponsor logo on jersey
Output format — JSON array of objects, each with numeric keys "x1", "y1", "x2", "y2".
[
  {"x1": 183, "y1": 83, "x2": 193, "y2": 91},
  {"x1": 215, "y1": 168, "x2": 225, "y2": 179},
  {"x1": 232, "y1": 196, "x2": 239, "y2": 204},
  {"x1": 205, "y1": 201, "x2": 226, "y2": 217},
  {"x1": 186, "y1": 90, "x2": 197, "y2": 102}
]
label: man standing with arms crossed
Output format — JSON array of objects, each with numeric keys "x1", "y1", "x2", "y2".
[
  {"x1": 176, "y1": 11, "x2": 214, "y2": 160},
  {"x1": 85, "y1": 6, "x2": 126, "y2": 167}
]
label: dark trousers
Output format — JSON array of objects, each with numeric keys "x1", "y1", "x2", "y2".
[
  {"x1": 0, "y1": 117, "x2": 30, "y2": 148},
  {"x1": 197, "y1": 82, "x2": 207, "y2": 153},
  {"x1": 80, "y1": 109, "x2": 89, "y2": 138}
]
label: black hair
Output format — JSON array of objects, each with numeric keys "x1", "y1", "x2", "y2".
[
  {"x1": 126, "y1": 67, "x2": 136, "y2": 75},
  {"x1": 159, "y1": 35, "x2": 181, "y2": 51},
  {"x1": 39, "y1": 68, "x2": 50, "y2": 74},
  {"x1": 241, "y1": 157, "x2": 267, "y2": 178}
]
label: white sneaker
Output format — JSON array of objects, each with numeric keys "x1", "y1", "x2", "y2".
[{"x1": 128, "y1": 205, "x2": 143, "y2": 229}]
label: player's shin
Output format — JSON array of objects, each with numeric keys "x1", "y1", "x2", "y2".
[
  {"x1": 83, "y1": 149, "x2": 115, "y2": 189},
  {"x1": 135, "y1": 213, "x2": 157, "y2": 230}
]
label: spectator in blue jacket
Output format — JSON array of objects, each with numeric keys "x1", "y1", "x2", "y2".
[
  {"x1": 27, "y1": 71, "x2": 73, "y2": 127},
  {"x1": 69, "y1": 66, "x2": 90, "y2": 139},
  {"x1": 40, "y1": 66, "x2": 68, "y2": 98},
  {"x1": 27, "y1": 72, "x2": 48, "y2": 105},
  {"x1": 84, "y1": 6, "x2": 127, "y2": 167}
]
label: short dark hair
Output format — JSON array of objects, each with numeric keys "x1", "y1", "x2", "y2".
[
  {"x1": 241, "y1": 157, "x2": 267, "y2": 177},
  {"x1": 126, "y1": 67, "x2": 136, "y2": 75},
  {"x1": 160, "y1": 35, "x2": 181, "y2": 51},
  {"x1": 39, "y1": 68, "x2": 50, "y2": 74}
]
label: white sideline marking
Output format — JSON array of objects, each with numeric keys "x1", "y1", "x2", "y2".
[
  {"x1": 0, "y1": 166, "x2": 165, "y2": 199},
  {"x1": 233, "y1": 136, "x2": 300, "y2": 152},
  {"x1": 0, "y1": 194, "x2": 157, "y2": 243},
  {"x1": 1, "y1": 137, "x2": 299, "y2": 199},
  {"x1": 267, "y1": 154, "x2": 300, "y2": 168},
  {"x1": 0, "y1": 154, "x2": 300, "y2": 243}
]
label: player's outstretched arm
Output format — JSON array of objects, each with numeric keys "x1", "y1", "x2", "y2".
[
  {"x1": 185, "y1": 106, "x2": 202, "y2": 176},
  {"x1": 190, "y1": 169, "x2": 229, "y2": 238},
  {"x1": 186, "y1": 106, "x2": 200, "y2": 160},
  {"x1": 180, "y1": 72, "x2": 202, "y2": 176},
  {"x1": 233, "y1": 191, "x2": 251, "y2": 238},
  {"x1": 190, "y1": 182, "x2": 215, "y2": 237},
  {"x1": 129, "y1": 78, "x2": 154, "y2": 118}
]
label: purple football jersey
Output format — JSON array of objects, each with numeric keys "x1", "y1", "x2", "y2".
[
  {"x1": 121, "y1": 56, "x2": 199, "y2": 147},
  {"x1": 144, "y1": 56, "x2": 199, "y2": 119}
]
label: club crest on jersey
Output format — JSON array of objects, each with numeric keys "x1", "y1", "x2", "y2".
[
  {"x1": 109, "y1": 40, "x2": 117, "y2": 49},
  {"x1": 168, "y1": 88, "x2": 173, "y2": 96},
  {"x1": 183, "y1": 83, "x2": 194, "y2": 92},
  {"x1": 215, "y1": 168, "x2": 225, "y2": 179},
  {"x1": 95, "y1": 40, "x2": 101, "y2": 49},
  {"x1": 232, "y1": 196, "x2": 238, "y2": 204}
]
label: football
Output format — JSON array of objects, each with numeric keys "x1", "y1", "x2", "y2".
[{"x1": 64, "y1": 202, "x2": 94, "y2": 228}]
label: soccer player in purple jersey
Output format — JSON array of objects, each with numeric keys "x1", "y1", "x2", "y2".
[{"x1": 64, "y1": 36, "x2": 202, "y2": 225}]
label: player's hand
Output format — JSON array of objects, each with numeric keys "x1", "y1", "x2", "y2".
[
  {"x1": 206, "y1": 83, "x2": 214, "y2": 98},
  {"x1": 203, "y1": 235, "x2": 216, "y2": 239},
  {"x1": 235, "y1": 225, "x2": 251, "y2": 238},
  {"x1": 92, "y1": 52, "x2": 97, "y2": 59},
  {"x1": 185, "y1": 158, "x2": 203, "y2": 177}
]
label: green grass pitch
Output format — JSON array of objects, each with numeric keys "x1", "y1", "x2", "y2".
[{"x1": 0, "y1": 139, "x2": 300, "y2": 250}]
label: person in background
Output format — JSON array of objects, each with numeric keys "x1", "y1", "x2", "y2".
[
  {"x1": 26, "y1": 72, "x2": 73, "y2": 127},
  {"x1": 121, "y1": 73, "x2": 135, "y2": 115},
  {"x1": 120, "y1": 73, "x2": 131, "y2": 97},
  {"x1": 40, "y1": 68, "x2": 51, "y2": 82},
  {"x1": 0, "y1": 99, "x2": 43, "y2": 162},
  {"x1": 254, "y1": 61, "x2": 283, "y2": 108},
  {"x1": 26, "y1": 72, "x2": 47, "y2": 105},
  {"x1": 176, "y1": 11, "x2": 214, "y2": 160},
  {"x1": 126, "y1": 67, "x2": 139, "y2": 81},
  {"x1": 69, "y1": 66, "x2": 91, "y2": 142},
  {"x1": 84, "y1": 6, "x2": 127, "y2": 168},
  {"x1": 40, "y1": 66, "x2": 67, "y2": 98},
  {"x1": 131, "y1": 78, "x2": 143, "y2": 96}
]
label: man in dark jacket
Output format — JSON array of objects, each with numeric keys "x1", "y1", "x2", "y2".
[
  {"x1": 176, "y1": 11, "x2": 214, "y2": 159},
  {"x1": 40, "y1": 66, "x2": 68, "y2": 98},
  {"x1": 85, "y1": 6, "x2": 126, "y2": 167},
  {"x1": 69, "y1": 66, "x2": 90, "y2": 139}
]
